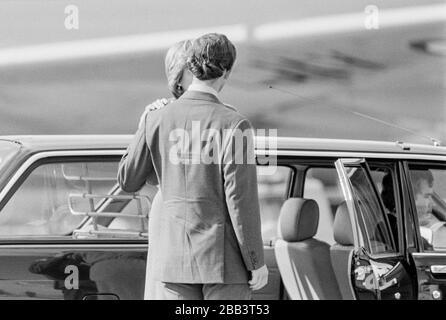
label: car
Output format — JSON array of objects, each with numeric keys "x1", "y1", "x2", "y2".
[{"x1": 0, "y1": 135, "x2": 445, "y2": 300}]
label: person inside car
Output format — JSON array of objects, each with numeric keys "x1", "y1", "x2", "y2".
[
  {"x1": 379, "y1": 172, "x2": 398, "y2": 241},
  {"x1": 372, "y1": 172, "x2": 399, "y2": 252},
  {"x1": 410, "y1": 170, "x2": 446, "y2": 248}
]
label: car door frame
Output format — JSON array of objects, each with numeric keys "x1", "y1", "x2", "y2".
[
  {"x1": 335, "y1": 157, "x2": 416, "y2": 300},
  {"x1": 401, "y1": 159, "x2": 446, "y2": 300}
]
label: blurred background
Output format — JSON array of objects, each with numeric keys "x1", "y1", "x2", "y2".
[{"x1": 0, "y1": 0, "x2": 444, "y2": 145}]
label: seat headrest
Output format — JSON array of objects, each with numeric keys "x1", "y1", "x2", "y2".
[
  {"x1": 333, "y1": 202, "x2": 355, "y2": 246},
  {"x1": 278, "y1": 198, "x2": 319, "y2": 242}
]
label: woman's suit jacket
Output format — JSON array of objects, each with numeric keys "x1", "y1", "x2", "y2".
[{"x1": 118, "y1": 90, "x2": 264, "y2": 284}]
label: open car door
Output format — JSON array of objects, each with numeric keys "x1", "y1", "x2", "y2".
[{"x1": 334, "y1": 159, "x2": 415, "y2": 300}]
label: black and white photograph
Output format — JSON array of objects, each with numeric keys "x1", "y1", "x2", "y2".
[{"x1": 0, "y1": 0, "x2": 445, "y2": 309}]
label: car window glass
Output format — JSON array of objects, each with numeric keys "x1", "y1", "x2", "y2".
[
  {"x1": 304, "y1": 167, "x2": 344, "y2": 245},
  {"x1": 79, "y1": 163, "x2": 291, "y2": 242},
  {"x1": 368, "y1": 166, "x2": 400, "y2": 251},
  {"x1": 257, "y1": 166, "x2": 291, "y2": 245},
  {"x1": 75, "y1": 182, "x2": 152, "y2": 240},
  {"x1": 0, "y1": 161, "x2": 118, "y2": 238},
  {"x1": 408, "y1": 164, "x2": 446, "y2": 251},
  {"x1": 346, "y1": 166, "x2": 397, "y2": 255}
]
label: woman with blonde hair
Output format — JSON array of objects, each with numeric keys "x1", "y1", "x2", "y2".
[{"x1": 138, "y1": 39, "x2": 193, "y2": 127}]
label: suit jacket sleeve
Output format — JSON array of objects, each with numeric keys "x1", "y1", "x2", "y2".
[
  {"x1": 223, "y1": 118, "x2": 264, "y2": 271},
  {"x1": 117, "y1": 112, "x2": 155, "y2": 193}
]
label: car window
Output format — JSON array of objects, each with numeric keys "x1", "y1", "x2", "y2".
[
  {"x1": 257, "y1": 165, "x2": 291, "y2": 245},
  {"x1": 408, "y1": 163, "x2": 446, "y2": 251},
  {"x1": 74, "y1": 182, "x2": 153, "y2": 240},
  {"x1": 304, "y1": 167, "x2": 344, "y2": 245},
  {"x1": 0, "y1": 160, "x2": 119, "y2": 238},
  {"x1": 368, "y1": 165, "x2": 400, "y2": 251},
  {"x1": 78, "y1": 163, "x2": 291, "y2": 243},
  {"x1": 346, "y1": 166, "x2": 397, "y2": 255}
]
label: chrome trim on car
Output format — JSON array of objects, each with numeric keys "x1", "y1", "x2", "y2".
[
  {"x1": 412, "y1": 252, "x2": 446, "y2": 257},
  {"x1": 430, "y1": 265, "x2": 446, "y2": 274},
  {"x1": 335, "y1": 159, "x2": 362, "y2": 248},
  {"x1": 0, "y1": 244, "x2": 148, "y2": 250},
  {"x1": 256, "y1": 150, "x2": 446, "y2": 161}
]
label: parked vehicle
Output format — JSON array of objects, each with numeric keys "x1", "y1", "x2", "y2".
[{"x1": 0, "y1": 135, "x2": 444, "y2": 300}]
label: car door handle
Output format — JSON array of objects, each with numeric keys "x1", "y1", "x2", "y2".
[
  {"x1": 378, "y1": 277, "x2": 398, "y2": 290},
  {"x1": 430, "y1": 265, "x2": 446, "y2": 274}
]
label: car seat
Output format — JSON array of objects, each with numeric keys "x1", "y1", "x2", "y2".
[
  {"x1": 275, "y1": 198, "x2": 342, "y2": 299},
  {"x1": 330, "y1": 202, "x2": 356, "y2": 300}
]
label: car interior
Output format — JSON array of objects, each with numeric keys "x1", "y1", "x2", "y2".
[
  {"x1": 272, "y1": 160, "x2": 399, "y2": 300},
  {"x1": 273, "y1": 161, "x2": 357, "y2": 300}
]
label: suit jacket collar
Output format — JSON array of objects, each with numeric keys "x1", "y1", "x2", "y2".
[
  {"x1": 179, "y1": 90, "x2": 222, "y2": 104},
  {"x1": 187, "y1": 83, "x2": 220, "y2": 98}
]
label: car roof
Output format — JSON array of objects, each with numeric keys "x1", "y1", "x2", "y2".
[
  {"x1": 0, "y1": 135, "x2": 133, "y2": 151},
  {"x1": 0, "y1": 135, "x2": 445, "y2": 156}
]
